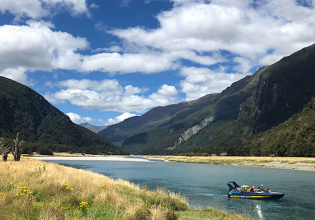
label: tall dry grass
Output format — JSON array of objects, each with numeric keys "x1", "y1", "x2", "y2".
[
  {"x1": 1, "y1": 156, "x2": 250, "y2": 219},
  {"x1": 0, "y1": 156, "x2": 188, "y2": 219},
  {"x1": 148, "y1": 155, "x2": 315, "y2": 166}
]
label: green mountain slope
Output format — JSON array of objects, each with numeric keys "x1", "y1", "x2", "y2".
[
  {"x1": 0, "y1": 76, "x2": 127, "y2": 155},
  {"x1": 99, "y1": 43, "x2": 315, "y2": 155},
  {"x1": 98, "y1": 93, "x2": 218, "y2": 146},
  {"x1": 197, "y1": 97, "x2": 315, "y2": 157}
]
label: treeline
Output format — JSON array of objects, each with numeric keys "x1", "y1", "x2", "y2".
[
  {"x1": 195, "y1": 97, "x2": 315, "y2": 157},
  {"x1": 0, "y1": 137, "x2": 129, "y2": 156}
]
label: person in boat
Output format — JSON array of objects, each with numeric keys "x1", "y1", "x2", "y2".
[
  {"x1": 241, "y1": 185, "x2": 249, "y2": 192},
  {"x1": 260, "y1": 185, "x2": 264, "y2": 191},
  {"x1": 260, "y1": 184, "x2": 269, "y2": 191}
]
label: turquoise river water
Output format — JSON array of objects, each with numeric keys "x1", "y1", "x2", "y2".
[{"x1": 40, "y1": 157, "x2": 315, "y2": 220}]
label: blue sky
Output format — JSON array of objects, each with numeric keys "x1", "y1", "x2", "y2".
[{"x1": 1, "y1": 0, "x2": 315, "y2": 126}]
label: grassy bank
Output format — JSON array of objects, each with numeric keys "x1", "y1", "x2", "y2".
[
  {"x1": 1, "y1": 156, "x2": 249, "y2": 220},
  {"x1": 146, "y1": 156, "x2": 315, "y2": 171}
]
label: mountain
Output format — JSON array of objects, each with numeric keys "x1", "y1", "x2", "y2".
[
  {"x1": 99, "y1": 43, "x2": 315, "y2": 155},
  {"x1": 0, "y1": 76, "x2": 127, "y2": 155},
  {"x1": 196, "y1": 97, "x2": 315, "y2": 157},
  {"x1": 80, "y1": 123, "x2": 108, "y2": 133}
]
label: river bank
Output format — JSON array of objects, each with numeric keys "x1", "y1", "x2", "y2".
[
  {"x1": 146, "y1": 156, "x2": 315, "y2": 171},
  {"x1": 26, "y1": 153, "x2": 315, "y2": 171},
  {"x1": 1, "y1": 156, "x2": 248, "y2": 220}
]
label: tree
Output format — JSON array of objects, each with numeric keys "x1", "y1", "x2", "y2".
[
  {"x1": 12, "y1": 133, "x2": 24, "y2": 161},
  {"x1": 0, "y1": 138, "x2": 10, "y2": 162}
]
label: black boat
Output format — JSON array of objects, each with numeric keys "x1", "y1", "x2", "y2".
[{"x1": 227, "y1": 181, "x2": 285, "y2": 199}]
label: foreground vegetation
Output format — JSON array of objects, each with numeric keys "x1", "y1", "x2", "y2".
[{"x1": 0, "y1": 156, "x2": 249, "y2": 220}]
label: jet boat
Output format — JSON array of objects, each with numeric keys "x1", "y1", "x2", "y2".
[{"x1": 227, "y1": 181, "x2": 285, "y2": 199}]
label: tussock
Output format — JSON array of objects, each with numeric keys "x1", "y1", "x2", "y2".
[{"x1": 1, "y1": 156, "x2": 249, "y2": 219}]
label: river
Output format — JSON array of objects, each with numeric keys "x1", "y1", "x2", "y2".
[{"x1": 38, "y1": 156, "x2": 315, "y2": 220}]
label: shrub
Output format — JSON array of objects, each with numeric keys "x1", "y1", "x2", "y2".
[
  {"x1": 134, "y1": 205, "x2": 151, "y2": 220},
  {"x1": 36, "y1": 146, "x2": 53, "y2": 155}
]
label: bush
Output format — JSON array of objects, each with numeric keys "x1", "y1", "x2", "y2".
[
  {"x1": 36, "y1": 146, "x2": 54, "y2": 155},
  {"x1": 134, "y1": 206, "x2": 151, "y2": 220}
]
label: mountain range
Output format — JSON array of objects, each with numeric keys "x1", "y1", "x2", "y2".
[
  {"x1": 1, "y1": 44, "x2": 314, "y2": 157},
  {"x1": 98, "y1": 44, "x2": 315, "y2": 156},
  {"x1": 0, "y1": 77, "x2": 127, "y2": 155}
]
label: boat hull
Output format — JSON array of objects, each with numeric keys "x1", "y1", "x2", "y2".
[
  {"x1": 227, "y1": 181, "x2": 285, "y2": 200},
  {"x1": 228, "y1": 192, "x2": 285, "y2": 200}
]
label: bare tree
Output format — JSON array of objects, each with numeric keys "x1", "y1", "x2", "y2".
[
  {"x1": 0, "y1": 139, "x2": 10, "y2": 162},
  {"x1": 12, "y1": 133, "x2": 24, "y2": 161}
]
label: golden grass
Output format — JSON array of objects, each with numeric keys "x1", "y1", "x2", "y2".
[
  {"x1": 146, "y1": 156, "x2": 315, "y2": 171},
  {"x1": 1, "y1": 155, "x2": 249, "y2": 220},
  {"x1": 149, "y1": 155, "x2": 315, "y2": 163},
  {"x1": 178, "y1": 208, "x2": 250, "y2": 220}
]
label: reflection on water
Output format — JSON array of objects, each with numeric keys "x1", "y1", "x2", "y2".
[
  {"x1": 42, "y1": 157, "x2": 315, "y2": 220},
  {"x1": 256, "y1": 204, "x2": 263, "y2": 220}
]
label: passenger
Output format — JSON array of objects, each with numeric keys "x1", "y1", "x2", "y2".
[
  {"x1": 250, "y1": 186, "x2": 255, "y2": 192},
  {"x1": 260, "y1": 185, "x2": 264, "y2": 191},
  {"x1": 260, "y1": 185, "x2": 267, "y2": 191}
]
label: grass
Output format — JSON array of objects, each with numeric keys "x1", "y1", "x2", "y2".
[
  {"x1": 147, "y1": 155, "x2": 315, "y2": 164},
  {"x1": 178, "y1": 208, "x2": 250, "y2": 220},
  {"x1": 146, "y1": 156, "x2": 315, "y2": 170},
  {"x1": 1, "y1": 155, "x2": 249, "y2": 220}
]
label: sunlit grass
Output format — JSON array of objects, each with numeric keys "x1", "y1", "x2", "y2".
[
  {"x1": 148, "y1": 155, "x2": 315, "y2": 164},
  {"x1": 1, "y1": 155, "x2": 249, "y2": 219},
  {"x1": 146, "y1": 155, "x2": 315, "y2": 171}
]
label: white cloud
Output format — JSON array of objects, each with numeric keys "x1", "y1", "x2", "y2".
[
  {"x1": 0, "y1": 0, "x2": 46, "y2": 20},
  {"x1": 0, "y1": 67, "x2": 32, "y2": 85},
  {"x1": 180, "y1": 67, "x2": 246, "y2": 100},
  {"x1": 2, "y1": 0, "x2": 315, "y2": 111},
  {"x1": 149, "y1": 84, "x2": 179, "y2": 106},
  {"x1": 106, "y1": 112, "x2": 139, "y2": 125},
  {"x1": 0, "y1": 21, "x2": 88, "y2": 73},
  {"x1": 89, "y1": 3, "x2": 100, "y2": 10},
  {"x1": 81, "y1": 52, "x2": 174, "y2": 74},
  {"x1": 66, "y1": 112, "x2": 94, "y2": 124},
  {"x1": 0, "y1": 0, "x2": 89, "y2": 20},
  {"x1": 109, "y1": 0, "x2": 315, "y2": 71},
  {"x1": 46, "y1": 79, "x2": 181, "y2": 113}
]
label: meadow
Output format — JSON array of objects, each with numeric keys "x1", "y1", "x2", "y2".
[{"x1": 0, "y1": 156, "x2": 249, "y2": 220}]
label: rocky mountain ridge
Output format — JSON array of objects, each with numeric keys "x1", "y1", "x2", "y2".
[{"x1": 99, "y1": 43, "x2": 315, "y2": 155}]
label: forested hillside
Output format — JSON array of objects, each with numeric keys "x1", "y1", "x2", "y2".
[
  {"x1": 196, "y1": 97, "x2": 315, "y2": 157},
  {"x1": 0, "y1": 76, "x2": 128, "y2": 155}
]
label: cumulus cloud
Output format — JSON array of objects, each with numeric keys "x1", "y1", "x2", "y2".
[
  {"x1": 149, "y1": 84, "x2": 178, "y2": 106},
  {"x1": 45, "y1": 79, "x2": 181, "y2": 113},
  {"x1": 0, "y1": 0, "x2": 89, "y2": 20},
  {"x1": 0, "y1": 21, "x2": 88, "y2": 73},
  {"x1": 2, "y1": 0, "x2": 315, "y2": 112},
  {"x1": 106, "y1": 112, "x2": 139, "y2": 125},
  {"x1": 110, "y1": 0, "x2": 315, "y2": 70},
  {"x1": 66, "y1": 112, "x2": 94, "y2": 124},
  {"x1": 180, "y1": 67, "x2": 246, "y2": 100},
  {"x1": 0, "y1": 67, "x2": 32, "y2": 85},
  {"x1": 81, "y1": 52, "x2": 175, "y2": 74}
]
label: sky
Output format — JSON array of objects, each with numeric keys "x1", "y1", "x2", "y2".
[{"x1": 1, "y1": 0, "x2": 315, "y2": 126}]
